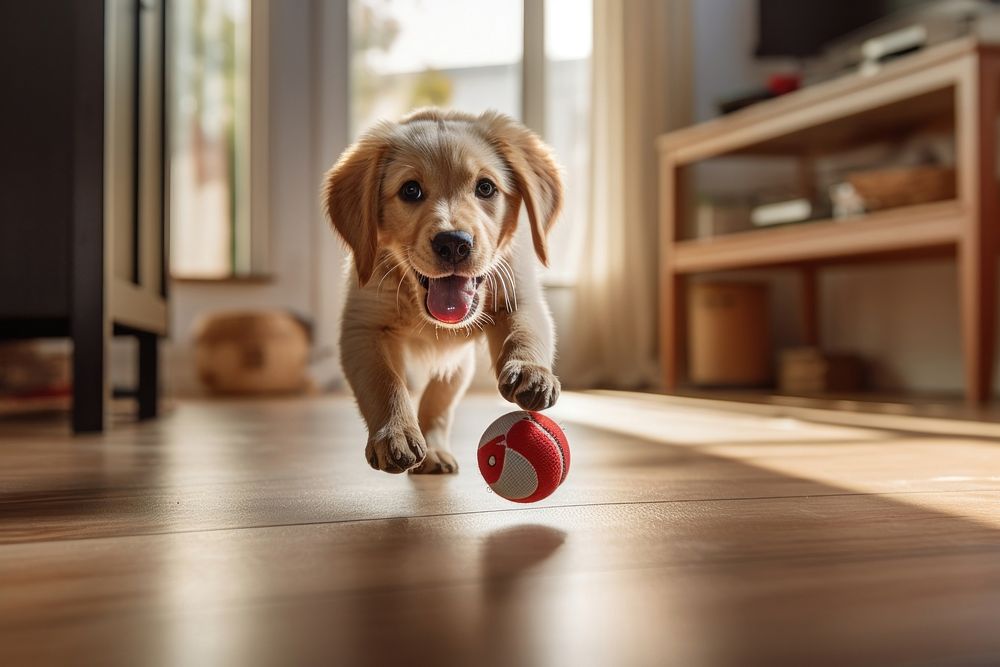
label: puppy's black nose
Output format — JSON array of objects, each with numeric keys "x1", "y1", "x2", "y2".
[{"x1": 431, "y1": 230, "x2": 473, "y2": 265}]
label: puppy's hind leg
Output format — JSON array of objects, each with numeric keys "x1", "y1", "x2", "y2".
[{"x1": 410, "y1": 345, "x2": 475, "y2": 474}]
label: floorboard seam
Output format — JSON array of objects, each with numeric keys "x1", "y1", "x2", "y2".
[{"x1": 4, "y1": 487, "x2": 998, "y2": 547}]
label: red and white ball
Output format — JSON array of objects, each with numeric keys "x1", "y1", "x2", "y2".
[{"x1": 478, "y1": 411, "x2": 570, "y2": 503}]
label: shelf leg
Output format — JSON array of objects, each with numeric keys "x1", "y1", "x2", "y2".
[
  {"x1": 957, "y1": 56, "x2": 999, "y2": 404},
  {"x1": 958, "y1": 245, "x2": 997, "y2": 404},
  {"x1": 661, "y1": 273, "x2": 687, "y2": 392},
  {"x1": 800, "y1": 267, "x2": 820, "y2": 348},
  {"x1": 137, "y1": 332, "x2": 159, "y2": 420},
  {"x1": 660, "y1": 157, "x2": 687, "y2": 392}
]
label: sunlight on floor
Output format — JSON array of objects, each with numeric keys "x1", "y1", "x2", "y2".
[
  {"x1": 551, "y1": 392, "x2": 1000, "y2": 529},
  {"x1": 551, "y1": 392, "x2": 892, "y2": 445}
]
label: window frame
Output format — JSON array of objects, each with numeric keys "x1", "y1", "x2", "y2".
[
  {"x1": 521, "y1": 0, "x2": 547, "y2": 136},
  {"x1": 247, "y1": 1, "x2": 270, "y2": 277}
]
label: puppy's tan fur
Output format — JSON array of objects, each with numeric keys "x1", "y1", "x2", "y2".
[{"x1": 323, "y1": 109, "x2": 563, "y2": 474}]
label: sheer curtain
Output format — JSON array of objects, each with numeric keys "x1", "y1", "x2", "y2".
[{"x1": 560, "y1": 0, "x2": 692, "y2": 389}]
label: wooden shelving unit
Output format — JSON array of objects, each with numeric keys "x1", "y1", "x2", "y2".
[{"x1": 657, "y1": 39, "x2": 1000, "y2": 404}]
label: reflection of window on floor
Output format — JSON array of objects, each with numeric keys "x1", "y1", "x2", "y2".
[
  {"x1": 350, "y1": 0, "x2": 592, "y2": 283},
  {"x1": 169, "y1": 0, "x2": 253, "y2": 279}
]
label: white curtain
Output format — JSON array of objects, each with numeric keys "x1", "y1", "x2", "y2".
[{"x1": 561, "y1": 0, "x2": 692, "y2": 389}]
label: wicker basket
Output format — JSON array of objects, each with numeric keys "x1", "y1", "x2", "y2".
[{"x1": 846, "y1": 166, "x2": 955, "y2": 212}]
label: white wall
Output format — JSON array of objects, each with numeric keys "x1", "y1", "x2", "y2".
[
  {"x1": 690, "y1": 0, "x2": 998, "y2": 395},
  {"x1": 692, "y1": 0, "x2": 770, "y2": 123}
]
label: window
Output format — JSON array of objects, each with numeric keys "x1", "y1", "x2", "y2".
[
  {"x1": 169, "y1": 0, "x2": 266, "y2": 279},
  {"x1": 349, "y1": 0, "x2": 592, "y2": 282},
  {"x1": 350, "y1": 0, "x2": 523, "y2": 132}
]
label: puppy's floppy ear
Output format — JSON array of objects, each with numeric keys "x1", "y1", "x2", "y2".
[
  {"x1": 322, "y1": 128, "x2": 389, "y2": 286},
  {"x1": 478, "y1": 111, "x2": 563, "y2": 265}
]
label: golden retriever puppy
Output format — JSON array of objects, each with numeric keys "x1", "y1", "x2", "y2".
[{"x1": 323, "y1": 109, "x2": 563, "y2": 474}]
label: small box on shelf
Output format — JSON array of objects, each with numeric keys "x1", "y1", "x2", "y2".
[
  {"x1": 779, "y1": 347, "x2": 865, "y2": 395},
  {"x1": 693, "y1": 201, "x2": 753, "y2": 239}
]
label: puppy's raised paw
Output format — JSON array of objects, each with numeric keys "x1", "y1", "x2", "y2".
[
  {"x1": 498, "y1": 361, "x2": 561, "y2": 411},
  {"x1": 409, "y1": 448, "x2": 459, "y2": 475},
  {"x1": 366, "y1": 423, "x2": 427, "y2": 473}
]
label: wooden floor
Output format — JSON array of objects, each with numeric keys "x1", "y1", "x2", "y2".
[{"x1": 2, "y1": 392, "x2": 1000, "y2": 667}]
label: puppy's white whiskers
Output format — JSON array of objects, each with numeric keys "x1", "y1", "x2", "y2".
[
  {"x1": 484, "y1": 273, "x2": 492, "y2": 311},
  {"x1": 493, "y1": 264, "x2": 509, "y2": 308},
  {"x1": 488, "y1": 272, "x2": 499, "y2": 312},
  {"x1": 498, "y1": 258, "x2": 518, "y2": 311},
  {"x1": 377, "y1": 259, "x2": 408, "y2": 295},
  {"x1": 495, "y1": 267, "x2": 512, "y2": 313},
  {"x1": 395, "y1": 273, "x2": 406, "y2": 314},
  {"x1": 501, "y1": 258, "x2": 516, "y2": 285}
]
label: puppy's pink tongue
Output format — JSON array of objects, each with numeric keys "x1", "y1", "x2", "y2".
[{"x1": 426, "y1": 276, "x2": 476, "y2": 324}]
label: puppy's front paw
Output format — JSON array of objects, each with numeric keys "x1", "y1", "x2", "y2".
[
  {"x1": 409, "y1": 448, "x2": 459, "y2": 474},
  {"x1": 498, "y1": 361, "x2": 561, "y2": 411},
  {"x1": 366, "y1": 424, "x2": 427, "y2": 474}
]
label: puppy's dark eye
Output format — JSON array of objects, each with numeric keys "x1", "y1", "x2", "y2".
[
  {"x1": 475, "y1": 179, "x2": 497, "y2": 199},
  {"x1": 399, "y1": 180, "x2": 423, "y2": 202}
]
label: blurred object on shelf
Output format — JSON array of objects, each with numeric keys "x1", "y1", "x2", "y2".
[
  {"x1": 193, "y1": 310, "x2": 312, "y2": 395},
  {"x1": 0, "y1": 342, "x2": 71, "y2": 398},
  {"x1": 846, "y1": 165, "x2": 956, "y2": 211},
  {"x1": 798, "y1": 0, "x2": 1000, "y2": 85},
  {"x1": 694, "y1": 199, "x2": 753, "y2": 238},
  {"x1": 768, "y1": 72, "x2": 802, "y2": 95},
  {"x1": 751, "y1": 197, "x2": 815, "y2": 227},
  {"x1": 0, "y1": 342, "x2": 72, "y2": 417},
  {"x1": 858, "y1": 24, "x2": 929, "y2": 76},
  {"x1": 689, "y1": 282, "x2": 772, "y2": 387},
  {"x1": 830, "y1": 182, "x2": 868, "y2": 218},
  {"x1": 718, "y1": 72, "x2": 802, "y2": 115},
  {"x1": 818, "y1": 130, "x2": 955, "y2": 218},
  {"x1": 780, "y1": 347, "x2": 865, "y2": 395}
]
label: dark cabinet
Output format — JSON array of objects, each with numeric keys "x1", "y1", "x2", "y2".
[{"x1": 0, "y1": 1, "x2": 169, "y2": 432}]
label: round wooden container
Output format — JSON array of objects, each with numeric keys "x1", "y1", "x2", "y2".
[
  {"x1": 688, "y1": 282, "x2": 771, "y2": 387},
  {"x1": 193, "y1": 310, "x2": 311, "y2": 395}
]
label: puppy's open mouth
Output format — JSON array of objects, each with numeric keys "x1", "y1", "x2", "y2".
[{"x1": 415, "y1": 272, "x2": 485, "y2": 324}]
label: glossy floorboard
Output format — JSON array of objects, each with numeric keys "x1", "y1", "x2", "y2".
[{"x1": 2, "y1": 392, "x2": 999, "y2": 666}]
